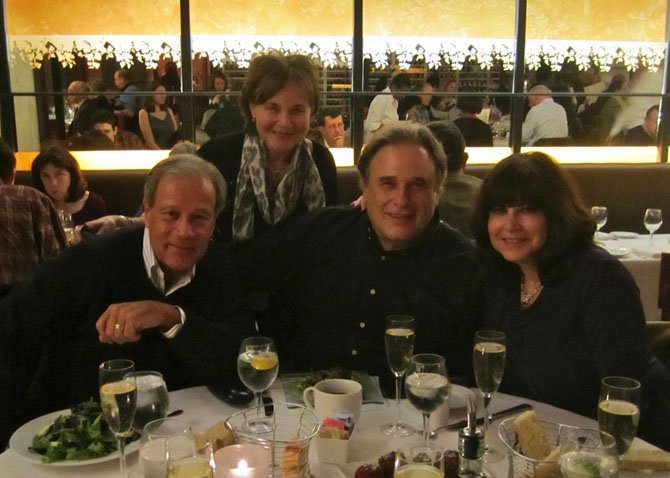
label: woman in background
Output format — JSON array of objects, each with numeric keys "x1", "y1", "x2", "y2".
[
  {"x1": 472, "y1": 151, "x2": 669, "y2": 449},
  {"x1": 198, "y1": 53, "x2": 337, "y2": 242},
  {"x1": 31, "y1": 145, "x2": 106, "y2": 225},
  {"x1": 138, "y1": 81, "x2": 179, "y2": 150}
]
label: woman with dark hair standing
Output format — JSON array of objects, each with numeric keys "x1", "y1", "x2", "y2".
[
  {"x1": 31, "y1": 145, "x2": 106, "y2": 225},
  {"x1": 471, "y1": 151, "x2": 669, "y2": 448},
  {"x1": 138, "y1": 81, "x2": 179, "y2": 150},
  {"x1": 198, "y1": 53, "x2": 337, "y2": 242}
]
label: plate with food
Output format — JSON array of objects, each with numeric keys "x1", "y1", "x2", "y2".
[
  {"x1": 9, "y1": 399, "x2": 140, "y2": 466},
  {"x1": 450, "y1": 384, "x2": 476, "y2": 409},
  {"x1": 282, "y1": 369, "x2": 384, "y2": 406}
]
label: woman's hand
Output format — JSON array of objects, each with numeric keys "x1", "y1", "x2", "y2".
[
  {"x1": 350, "y1": 195, "x2": 366, "y2": 210},
  {"x1": 71, "y1": 215, "x2": 142, "y2": 244}
]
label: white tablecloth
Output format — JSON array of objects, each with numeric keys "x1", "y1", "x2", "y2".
[
  {"x1": 600, "y1": 233, "x2": 670, "y2": 322},
  {"x1": 0, "y1": 382, "x2": 660, "y2": 478}
]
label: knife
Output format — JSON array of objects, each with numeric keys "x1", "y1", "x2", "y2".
[{"x1": 440, "y1": 403, "x2": 533, "y2": 433}]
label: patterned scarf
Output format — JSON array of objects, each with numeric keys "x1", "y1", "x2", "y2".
[{"x1": 232, "y1": 134, "x2": 326, "y2": 241}]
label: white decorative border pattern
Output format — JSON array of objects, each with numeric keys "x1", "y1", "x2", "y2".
[{"x1": 9, "y1": 35, "x2": 666, "y2": 72}]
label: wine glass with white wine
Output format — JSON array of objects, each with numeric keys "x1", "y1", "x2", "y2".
[
  {"x1": 237, "y1": 336, "x2": 279, "y2": 434},
  {"x1": 598, "y1": 376, "x2": 641, "y2": 456},
  {"x1": 644, "y1": 208, "x2": 663, "y2": 243},
  {"x1": 99, "y1": 359, "x2": 137, "y2": 478},
  {"x1": 404, "y1": 354, "x2": 450, "y2": 444},
  {"x1": 473, "y1": 330, "x2": 506, "y2": 463},
  {"x1": 591, "y1": 206, "x2": 608, "y2": 240},
  {"x1": 380, "y1": 315, "x2": 415, "y2": 437}
]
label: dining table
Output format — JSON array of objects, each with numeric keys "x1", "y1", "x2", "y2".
[
  {"x1": 598, "y1": 232, "x2": 670, "y2": 322},
  {"x1": 0, "y1": 378, "x2": 663, "y2": 478}
]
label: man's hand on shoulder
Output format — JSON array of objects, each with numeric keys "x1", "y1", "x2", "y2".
[{"x1": 96, "y1": 301, "x2": 181, "y2": 344}]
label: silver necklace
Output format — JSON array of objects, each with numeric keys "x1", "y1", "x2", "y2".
[{"x1": 520, "y1": 277, "x2": 543, "y2": 309}]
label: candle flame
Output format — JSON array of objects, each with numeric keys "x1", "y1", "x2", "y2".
[{"x1": 238, "y1": 459, "x2": 249, "y2": 470}]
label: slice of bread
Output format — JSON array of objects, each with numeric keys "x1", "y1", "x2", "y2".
[
  {"x1": 621, "y1": 448, "x2": 670, "y2": 471},
  {"x1": 533, "y1": 445, "x2": 561, "y2": 478},
  {"x1": 194, "y1": 420, "x2": 235, "y2": 452},
  {"x1": 513, "y1": 410, "x2": 552, "y2": 460}
]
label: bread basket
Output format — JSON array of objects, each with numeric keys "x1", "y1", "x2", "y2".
[{"x1": 498, "y1": 417, "x2": 575, "y2": 478}]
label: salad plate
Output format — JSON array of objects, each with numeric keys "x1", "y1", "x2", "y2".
[{"x1": 9, "y1": 409, "x2": 140, "y2": 467}]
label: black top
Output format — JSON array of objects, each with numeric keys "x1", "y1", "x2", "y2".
[
  {"x1": 232, "y1": 207, "x2": 482, "y2": 392},
  {"x1": 0, "y1": 227, "x2": 254, "y2": 445},
  {"x1": 198, "y1": 132, "x2": 338, "y2": 242},
  {"x1": 454, "y1": 117, "x2": 494, "y2": 147},
  {"x1": 624, "y1": 125, "x2": 655, "y2": 146}
]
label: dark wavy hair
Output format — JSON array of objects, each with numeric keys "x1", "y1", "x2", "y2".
[
  {"x1": 471, "y1": 152, "x2": 595, "y2": 281},
  {"x1": 144, "y1": 80, "x2": 169, "y2": 112},
  {"x1": 31, "y1": 145, "x2": 87, "y2": 202},
  {"x1": 240, "y1": 53, "x2": 320, "y2": 134}
]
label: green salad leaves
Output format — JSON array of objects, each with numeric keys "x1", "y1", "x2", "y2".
[{"x1": 30, "y1": 399, "x2": 135, "y2": 463}]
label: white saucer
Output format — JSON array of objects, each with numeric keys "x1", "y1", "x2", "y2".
[{"x1": 607, "y1": 246, "x2": 631, "y2": 257}]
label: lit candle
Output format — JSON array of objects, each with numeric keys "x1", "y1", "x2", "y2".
[{"x1": 214, "y1": 444, "x2": 271, "y2": 478}]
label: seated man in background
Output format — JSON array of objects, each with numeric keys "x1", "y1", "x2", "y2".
[
  {"x1": 0, "y1": 154, "x2": 255, "y2": 448},
  {"x1": 66, "y1": 81, "x2": 99, "y2": 138},
  {"x1": 624, "y1": 104, "x2": 659, "y2": 146},
  {"x1": 92, "y1": 109, "x2": 145, "y2": 150},
  {"x1": 522, "y1": 84, "x2": 568, "y2": 145},
  {"x1": 0, "y1": 139, "x2": 67, "y2": 298},
  {"x1": 313, "y1": 107, "x2": 349, "y2": 147},
  {"x1": 428, "y1": 121, "x2": 482, "y2": 238},
  {"x1": 234, "y1": 123, "x2": 480, "y2": 393}
]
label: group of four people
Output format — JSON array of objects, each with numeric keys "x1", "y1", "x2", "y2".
[{"x1": 0, "y1": 53, "x2": 668, "y2": 451}]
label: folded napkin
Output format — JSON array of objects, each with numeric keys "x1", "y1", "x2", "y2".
[{"x1": 281, "y1": 372, "x2": 385, "y2": 406}]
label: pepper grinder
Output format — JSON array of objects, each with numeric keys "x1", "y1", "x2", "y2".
[{"x1": 458, "y1": 394, "x2": 485, "y2": 477}]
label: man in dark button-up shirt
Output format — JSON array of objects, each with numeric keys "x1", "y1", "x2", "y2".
[{"x1": 235, "y1": 123, "x2": 481, "y2": 391}]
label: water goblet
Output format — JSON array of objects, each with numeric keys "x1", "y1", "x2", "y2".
[
  {"x1": 598, "y1": 376, "x2": 641, "y2": 455},
  {"x1": 126, "y1": 370, "x2": 169, "y2": 433},
  {"x1": 237, "y1": 336, "x2": 279, "y2": 434},
  {"x1": 473, "y1": 330, "x2": 506, "y2": 463},
  {"x1": 99, "y1": 359, "x2": 137, "y2": 478},
  {"x1": 591, "y1": 206, "x2": 608, "y2": 239},
  {"x1": 404, "y1": 354, "x2": 450, "y2": 444},
  {"x1": 394, "y1": 443, "x2": 445, "y2": 478},
  {"x1": 166, "y1": 436, "x2": 213, "y2": 478},
  {"x1": 557, "y1": 428, "x2": 619, "y2": 478},
  {"x1": 380, "y1": 315, "x2": 415, "y2": 437},
  {"x1": 644, "y1": 208, "x2": 663, "y2": 242}
]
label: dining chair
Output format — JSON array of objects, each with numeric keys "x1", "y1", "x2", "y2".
[
  {"x1": 645, "y1": 321, "x2": 670, "y2": 370},
  {"x1": 657, "y1": 253, "x2": 670, "y2": 321}
]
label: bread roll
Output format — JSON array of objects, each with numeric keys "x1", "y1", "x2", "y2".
[
  {"x1": 621, "y1": 448, "x2": 670, "y2": 471},
  {"x1": 194, "y1": 420, "x2": 235, "y2": 452},
  {"x1": 513, "y1": 410, "x2": 551, "y2": 460}
]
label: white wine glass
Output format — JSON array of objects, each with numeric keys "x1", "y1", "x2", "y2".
[
  {"x1": 381, "y1": 315, "x2": 415, "y2": 437},
  {"x1": 473, "y1": 330, "x2": 506, "y2": 463},
  {"x1": 557, "y1": 428, "x2": 619, "y2": 478},
  {"x1": 404, "y1": 354, "x2": 449, "y2": 444},
  {"x1": 644, "y1": 208, "x2": 663, "y2": 242},
  {"x1": 58, "y1": 210, "x2": 74, "y2": 244},
  {"x1": 394, "y1": 443, "x2": 444, "y2": 478},
  {"x1": 591, "y1": 206, "x2": 608, "y2": 239},
  {"x1": 598, "y1": 376, "x2": 641, "y2": 455},
  {"x1": 126, "y1": 370, "x2": 169, "y2": 433},
  {"x1": 139, "y1": 417, "x2": 195, "y2": 478},
  {"x1": 237, "y1": 336, "x2": 279, "y2": 434},
  {"x1": 99, "y1": 359, "x2": 137, "y2": 478}
]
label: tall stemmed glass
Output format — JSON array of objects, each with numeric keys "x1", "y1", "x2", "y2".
[
  {"x1": 404, "y1": 354, "x2": 449, "y2": 444},
  {"x1": 591, "y1": 206, "x2": 608, "y2": 240},
  {"x1": 473, "y1": 330, "x2": 506, "y2": 463},
  {"x1": 644, "y1": 208, "x2": 663, "y2": 242},
  {"x1": 598, "y1": 376, "x2": 641, "y2": 455},
  {"x1": 99, "y1": 359, "x2": 137, "y2": 478},
  {"x1": 237, "y1": 337, "x2": 279, "y2": 434},
  {"x1": 381, "y1": 315, "x2": 415, "y2": 437}
]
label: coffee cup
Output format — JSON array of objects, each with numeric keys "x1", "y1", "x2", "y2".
[{"x1": 302, "y1": 378, "x2": 362, "y2": 422}]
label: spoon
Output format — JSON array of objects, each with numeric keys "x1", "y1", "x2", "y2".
[{"x1": 167, "y1": 409, "x2": 184, "y2": 417}]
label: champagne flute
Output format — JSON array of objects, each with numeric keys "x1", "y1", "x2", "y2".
[
  {"x1": 99, "y1": 359, "x2": 137, "y2": 478},
  {"x1": 381, "y1": 315, "x2": 415, "y2": 437},
  {"x1": 591, "y1": 206, "x2": 608, "y2": 239},
  {"x1": 58, "y1": 210, "x2": 74, "y2": 243},
  {"x1": 394, "y1": 443, "x2": 444, "y2": 478},
  {"x1": 404, "y1": 354, "x2": 450, "y2": 444},
  {"x1": 598, "y1": 376, "x2": 641, "y2": 455},
  {"x1": 473, "y1": 330, "x2": 506, "y2": 463},
  {"x1": 557, "y1": 428, "x2": 619, "y2": 478},
  {"x1": 644, "y1": 208, "x2": 663, "y2": 242},
  {"x1": 237, "y1": 336, "x2": 279, "y2": 434},
  {"x1": 126, "y1": 370, "x2": 169, "y2": 433}
]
